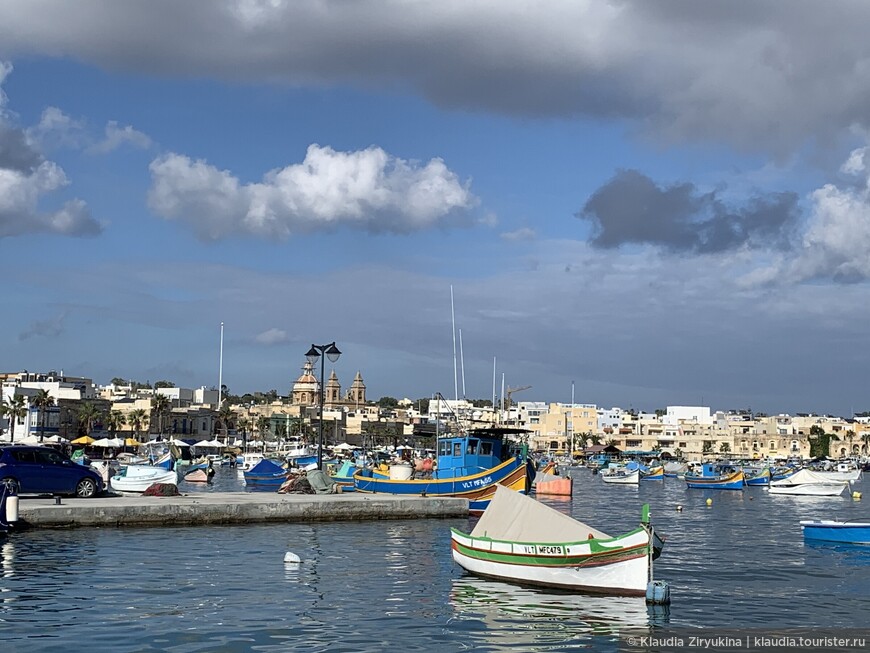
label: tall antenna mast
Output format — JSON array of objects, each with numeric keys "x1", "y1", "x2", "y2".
[
  {"x1": 218, "y1": 321, "x2": 224, "y2": 409},
  {"x1": 451, "y1": 285, "x2": 458, "y2": 402},
  {"x1": 459, "y1": 328, "x2": 466, "y2": 399}
]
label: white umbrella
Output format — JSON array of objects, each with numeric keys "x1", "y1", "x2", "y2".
[
  {"x1": 170, "y1": 438, "x2": 190, "y2": 447},
  {"x1": 332, "y1": 443, "x2": 354, "y2": 451},
  {"x1": 92, "y1": 438, "x2": 113, "y2": 447}
]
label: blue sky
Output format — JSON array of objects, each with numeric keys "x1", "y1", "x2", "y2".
[{"x1": 3, "y1": 1, "x2": 870, "y2": 416}]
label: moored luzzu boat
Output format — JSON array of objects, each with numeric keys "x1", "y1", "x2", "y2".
[
  {"x1": 684, "y1": 463, "x2": 745, "y2": 490},
  {"x1": 451, "y1": 485, "x2": 662, "y2": 595},
  {"x1": 353, "y1": 427, "x2": 535, "y2": 514}
]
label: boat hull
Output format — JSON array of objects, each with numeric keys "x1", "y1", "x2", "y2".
[
  {"x1": 601, "y1": 470, "x2": 640, "y2": 485},
  {"x1": 800, "y1": 521, "x2": 870, "y2": 544},
  {"x1": 768, "y1": 483, "x2": 847, "y2": 496},
  {"x1": 353, "y1": 456, "x2": 532, "y2": 514},
  {"x1": 450, "y1": 527, "x2": 651, "y2": 596},
  {"x1": 744, "y1": 469, "x2": 771, "y2": 486},
  {"x1": 110, "y1": 465, "x2": 178, "y2": 493},
  {"x1": 685, "y1": 470, "x2": 745, "y2": 490}
]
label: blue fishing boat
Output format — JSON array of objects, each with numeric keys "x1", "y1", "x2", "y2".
[
  {"x1": 800, "y1": 520, "x2": 870, "y2": 544},
  {"x1": 353, "y1": 427, "x2": 535, "y2": 514},
  {"x1": 744, "y1": 467, "x2": 771, "y2": 486},
  {"x1": 641, "y1": 465, "x2": 664, "y2": 481},
  {"x1": 685, "y1": 463, "x2": 744, "y2": 490},
  {"x1": 243, "y1": 458, "x2": 289, "y2": 491},
  {"x1": 771, "y1": 466, "x2": 798, "y2": 481}
]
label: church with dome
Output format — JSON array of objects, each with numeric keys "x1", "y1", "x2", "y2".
[{"x1": 290, "y1": 360, "x2": 367, "y2": 409}]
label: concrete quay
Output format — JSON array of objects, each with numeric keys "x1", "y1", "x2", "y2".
[{"x1": 13, "y1": 492, "x2": 470, "y2": 529}]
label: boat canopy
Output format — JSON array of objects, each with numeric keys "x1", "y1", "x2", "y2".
[{"x1": 471, "y1": 485, "x2": 610, "y2": 542}]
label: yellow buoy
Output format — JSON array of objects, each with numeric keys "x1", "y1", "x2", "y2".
[
  {"x1": 853, "y1": 491, "x2": 862, "y2": 500},
  {"x1": 705, "y1": 498, "x2": 713, "y2": 506}
]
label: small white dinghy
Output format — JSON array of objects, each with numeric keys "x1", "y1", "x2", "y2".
[{"x1": 110, "y1": 465, "x2": 178, "y2": 493}]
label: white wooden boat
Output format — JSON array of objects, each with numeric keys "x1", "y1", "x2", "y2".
[
  {"x1": 110, "y1": 464, "x2": 178, "y2": 493},
  {"x1": 768, "y1": 469, "x2": 848, "y2": 496},
  {"x1": 601, "y1": 468, "x2": 640, "y2": 485},
  {"x1": 450, "y1": 485, "x2": 655, "y2": 595}
]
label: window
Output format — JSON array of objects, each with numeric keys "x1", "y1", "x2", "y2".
[
  {"x1": 466, "y1": 440, "x2": 479, "y2": 455},
  {"x1": 678, "y1": 442, "x2": 687, "y2": 448},
  {"x1": 769, "y1": 441, "x2": 777, "y2": 451},
  {"x1": 11, "y1": 449, "x2": 36, "y2": 463},
  {"x1": 480, "y1": 442, "x2": 493, "y2": 456},
  {"x1": 36, "y1": 450, "x2": 63, "y2": 465},
  {"x1": 453, "y1": 442, "x2": 462, "y2": 457}
]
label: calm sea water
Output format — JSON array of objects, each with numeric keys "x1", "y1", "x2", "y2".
[{"x1": 2, "y1": 467, "x2": 869, "y2": 652}]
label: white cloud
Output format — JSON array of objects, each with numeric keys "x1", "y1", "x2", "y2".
[
  {"x1": 254, "y1": 328, "x2": 289, "y2": 346},
  {"x1": 0, "y1": 63, "x2": 101, "y2": 238},
  {"x1": 26, "y1": 107, "x2": 86, "y2": 150},
  {"x1": 148, "y1": 144, "x2": 478, "y2": 240},
  {"x1": 500, "y1": 227, "x2": 536, "y2": 242},
  {"x1": 88, "y1": 120, "x2": 152, "y2": 154}
]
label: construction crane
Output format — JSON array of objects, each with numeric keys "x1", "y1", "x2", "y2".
[{"x1": 504, "y1": 385, "x2": 531, "y2": 411}]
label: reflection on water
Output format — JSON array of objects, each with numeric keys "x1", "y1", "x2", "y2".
[{"x1": 449, "y1": 576, "x2": 665, "y2": 651}]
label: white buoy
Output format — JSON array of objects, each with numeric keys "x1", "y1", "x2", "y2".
[
  {"x1": 6, "y1": 495, "x2": 19, "y2": 523},
  {"x1": 284, "y1": 551, "x2": 301, "y2": 564},
  {"x1": 675, "y1": 505, "x2": 683, "y2": 512}
]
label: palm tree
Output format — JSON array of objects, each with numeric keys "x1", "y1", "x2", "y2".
[
  {"x1": 0, "y1": 400, "x2": 7, "y2": 440},
  {"x1": 151, "y1": 393, "x2": 171, "y2": 437},
  {"x1": 256, "y1": 415, "x2": 270, "y2": 443},
  {"x1": 106, "y1": 410, "x2": 127, "y2": 438},
  {"x1": 237, "y1": 417, "x2": 250, "y2": 447},
  {"x1": 217, "y1": 404, "x2": 235, "y2": 442},
  {"x1": 77, "y1": 402, "x2": 102, "y2": 438},
  {"x1": 862, "y1": 432, "x2": 870, "y2": 456},
  {"x1": 33, "y1": 389, "x2": 55, "y2": 443},
  {"x1": 845, "y1": 429, "x2": 856, "y2": 456},
  {"x1": 128, "y1": 409, "x2": 149, "y2": 441},
  {"x1": 4, "y1": 395, "x2": 28, "y2": 443}
]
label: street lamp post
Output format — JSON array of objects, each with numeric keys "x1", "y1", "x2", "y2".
[{"x1": 306, "y1": 342, "x2": 341, "y2": 470}]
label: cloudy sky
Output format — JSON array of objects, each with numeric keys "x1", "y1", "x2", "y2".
[{"x1": 3, "y1": 0, "x2": 870, "y2": 416}]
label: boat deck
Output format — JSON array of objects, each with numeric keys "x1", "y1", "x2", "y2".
[{"x1": 10, "y1": 492, "x2": 469, "y2": 529}]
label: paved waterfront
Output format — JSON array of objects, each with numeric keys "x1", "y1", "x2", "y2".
[{"x1": 13, "y1": 491, "x2": 469, "y2": 528}]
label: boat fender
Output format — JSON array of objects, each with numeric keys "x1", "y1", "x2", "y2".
[
  {"x1": 284, "y1": 551, "x2": 301, "y2": 564},
  {"x1": 6, "y1": 495, "x2": 19, "y2": 523},
  {"x1": 853, "y1": 491, "x2": 862, "y2": 500},
  {"x1": 646, "y1": 580, "x2": 671, "y2": 605}
]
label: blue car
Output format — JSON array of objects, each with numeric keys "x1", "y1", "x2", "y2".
[{"x1": 0, "y1": 445, "x2": 105, "y2": 498}]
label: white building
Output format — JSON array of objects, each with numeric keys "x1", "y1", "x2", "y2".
[{"x1": 664, "y1": 406, "x2": 713, "y2": 426}]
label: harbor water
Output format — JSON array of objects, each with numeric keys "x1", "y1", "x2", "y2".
[{"x1": 2, "y1": 466, "x2": 869, "y2": 652}]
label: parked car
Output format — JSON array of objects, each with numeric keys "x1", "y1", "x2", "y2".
[{"x1": 0, "y1": 445, "x2": 104, "y2": 498}]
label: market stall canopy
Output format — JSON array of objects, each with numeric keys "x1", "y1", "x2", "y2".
[
  {"x1": 92, "y1": 437, "x2": 124, "y2": 447},
  {"x1": 125, "y1": 438, "x2": 142, "y2": 447},
  {"x1": 71, "y1": 435, "x2": 96, "y2": 445},
  {"x1": 192, "y1": 439, "x2": 224, "y2": 448}
]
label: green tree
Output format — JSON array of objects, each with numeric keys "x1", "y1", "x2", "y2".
[
  {"x1": 128, "y1": 409, "x2": 149, "y2": 440},
  {"x1": 862, "y1": 432, "x2": 870, "y2": 455},
  {"x1": 33, "y1": 389, "x2": 55, "y2": 443},
  {"x1": 217, "y1": 404, "x2": 235, "y2": 439},
  {"x1": 809, "y1": 425, "x2": 829, "y2": 458},
  {"x1": 377, "y1": 396, "x2": 399, "y2": 408},
  {"x1": 845, "y1": 429, "x2": 856, "y2": 455},
  {"x1": 4, "y1": 395, "x2": 27, "y2": 443},
  {"x1": 586, "y1": 432, "x2": 601, "y2": 447},
  {"x1": 106, "y1": 410, "x2": 127, "y2": 437},
  {"x1": 77, "y1": 401, "x2": 102, "y2": 437},
  {"x1": 154, "y1": 380, "x2": 176, "y2": 388},
  {"x1": 151, "y1": 393, "x2": 171, "y2": 436},
  {"x1": 256, "y1": 415, "x2": 270, "y2": 442},
  {"x1": 673, "y1": 448, "x2": 684, "y2": 460}
]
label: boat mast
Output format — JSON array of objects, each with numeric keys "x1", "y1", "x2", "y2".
[
  {"x1": 451, "y1": 285, "x2": 458, "y2": 402},
  {"x1": 218, "y1": 322, "x2": 224, "y2": 444},
  {"x1": 459, "y1": 328, "x2": 466, "y2": 399}
]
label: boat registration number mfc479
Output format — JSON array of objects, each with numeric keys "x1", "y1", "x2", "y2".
[{"x1": 519, "y1": 544, "x2": 564, "y2": 555}]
